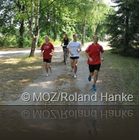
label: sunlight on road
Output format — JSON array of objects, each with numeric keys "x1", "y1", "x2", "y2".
[{"x1": 0, "y1": 42, "x2": 111, "y2": 59}]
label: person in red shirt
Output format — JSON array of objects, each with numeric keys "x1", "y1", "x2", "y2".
[
  {"x1": 85, "y1": 35, "x2": 104, "y2": 91},
  {"x1": 41, "y1": 36, "x2": 54, "y2": 77}
]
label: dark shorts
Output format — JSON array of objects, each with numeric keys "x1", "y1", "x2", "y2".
[
  {"x1": 89, "y1": 63, "x2": 101, "y2": 73},
  {"x1": 70, "y1": 57, "x2": 79, "y2": 60},
  {"x1": 43, "y1": 58, "x2": 51, "y2": 63},
  {"x1": 62, "y1": 45, "x2": 67, "y2": 52},
  {"x1": 63, "y1": 47, "x2": 68, "y2": 52}
]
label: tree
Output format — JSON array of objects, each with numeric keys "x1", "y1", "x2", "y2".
[
  {"x1": 25, "y1": 0, "x2": 75, "y2": 57},
  {"x1": 15, "y1": 0, "x2": 25, "y2": 48},
  {"x1": 39, "y1": 0, "x2": 77, "y2": 40},
  {"x1": 25, "y1": 0, "x2": 40, "y2": 57},
  {"x1": 0, "y1": 0, "x2": 112, "y2": 56},
  {"x1": 74, "y1": 0, "x2": 108, "y2": 46},
  {"x1": 0, "y1": 0, "x2": 29, "y2": 48},
  {"x1": 106, "y1": 0, "x2": 139, "y2": 57}
]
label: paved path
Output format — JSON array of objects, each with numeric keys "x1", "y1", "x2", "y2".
[
  {"x1": 0, "y1": 42, "x2": 110, "y2": 59},
  {"x1": 0, "y1": 46, "x2": 58, "y2": 59},
  {"x1": 5, "y1": 42, "x2": 118, "y2": 105}
]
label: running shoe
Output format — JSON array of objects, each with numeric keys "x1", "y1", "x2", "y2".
[
  {"x1": 46, "y1": 74, "x2": 48, "y2": 77},
  {"x1": 88, "y1": 76, "x2": 91, "y2": 81},
  {"x1": 93, "y1": 85, "x2": 97, "y2": 91},
  {"x1": 74, "y1": 74, "x2": 76, "y2": 78}
]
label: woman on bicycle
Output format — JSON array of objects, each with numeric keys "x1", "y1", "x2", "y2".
[{"x1": 61, "y1": 34, "x2": 70, "y2": 62}]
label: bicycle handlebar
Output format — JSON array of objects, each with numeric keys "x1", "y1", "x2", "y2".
[{"x1": 62, "y1": 45, "x2": 68, "y2": 48}]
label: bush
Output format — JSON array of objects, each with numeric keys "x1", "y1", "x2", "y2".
[
  {"x1": 0, "y1": 35, "x2": 17, "y2": 47},
  {"x1": 23, "y1": 35, "x2": 32, "y2": 48},
  {"x1": 38, "y1": 35, "x2": 61, "y2": 47}
]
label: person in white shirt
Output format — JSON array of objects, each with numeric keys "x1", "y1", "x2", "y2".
[{"x1": 67, "y1": 34, "x2": 82, "y2": 78}]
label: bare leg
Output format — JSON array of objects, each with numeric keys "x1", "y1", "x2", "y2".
[
  {"x1": 74, "y1": 59, "x2": 79, "y2": 74},
  {"x1": 63, "y1": 52, "x2": 65, "y2": 61},
  {"x1": 93, "y1": 70, "x2": 98, "y2": 85},
  {"x1": 47, "y1": 63, "x2": 51, "y2": 72},
  {"x1": 70, "y1": 59, "x2": 74, "y2": 69},
  {"x1": 89, "y1": 72, "x2": 94, "y2": 77},
  {"x1": 44, "y1": 62, "x2": 48, "y2": 73}
]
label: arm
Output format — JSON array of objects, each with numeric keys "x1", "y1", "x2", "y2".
[
  {"x1": 41, "y1": 45, "x2": 43, "y2": 56},
  {"x1": 41, "y1": 50, "x2": 43, "y2": 56},
  {"x1": 67, "y1": 42, "x2": 73, "y2": 56},
  {"x1": 77, "y1": 43, "x2": 82, "y2": 52},
  {"x1": 68, "y1": 38, "x2": 70, "y2": 43},
  {"x1": 86, "y1": 52, "x2": 93, "y2": 62},
  {"x1": 68, "y1": 48, "x2": 73, "y2": 56},
  {"x1": 77, "y1": 48, "x2": 81, "y2": 52},
  {"x1": 100, "y1": 45, "x2": 104, "y2": 61},
  {"x1": 61, "y1": 38, "x2": 64, "y2": 46},
  {"x1": 101, "y1": 52, "x2": 104, "y2": 61},
  {"x1": 50, "y1": 44, "x2": 54, "y2": 55},
  {"x1": 50, "y1": 49, "x2": 54, "y2": 55},
  {"x1": 85, "y1": 45, "x2": 93, "y2": 62}
]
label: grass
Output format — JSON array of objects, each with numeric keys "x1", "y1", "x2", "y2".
[
  {"x1": 100, "y1": 50, "x2": 139, "y2": 104},
  {"x1": 0, "y1": 55, "x2": 43, "y2": 104}
]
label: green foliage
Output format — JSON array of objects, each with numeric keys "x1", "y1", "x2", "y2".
[
  {"x1": 39, "y1": 0, "x2": 77, "y2": 41},
  {"x1": 106, "y1": 0, "x2": 139, "y2": 57},
  {"x1": 22, "y1": 34, "x2": 32, "y2": 48},
  {"x1": 0, "y1": 35, "x2": 16, "y2": 47},
  {"x1": 0, "y1": 0, "x2": 110, "y2": 48},
  {"x1": 0, "y1": 26, "x2": 18, "y2": 47},
  {"x1": 73, "y1": 0, "x2": 109, "y2": 44}
]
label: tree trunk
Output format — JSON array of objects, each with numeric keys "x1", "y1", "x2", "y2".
[
  {"x1": 19, "y1": 19, "x2": 25, "y2": 48},
  {"x1": 124, "y1": 17, "x2": 129, "y2": 52},
  {"x1": 123, "y1": 0, "x2": 130, "y2": 53},
  {"x1": 30, "y1": 37, "x2": 37, "y2": 57},
  {"x1": 17, "y1": 1, "x2": 25, "y2": 48},
  {"x1": 53, "y1": 7, "x2": 57, "y2": 41},
  {"x1": 53, "y1": 26, "x2": 57, "y2": 41},
  {"x1": 82, "y1": 12, "x2": 86, "y2": 46},
  {"x1": 27, "y1": 0, "x2": 40, "y2": 57},
  {"x1": 124, "y1": 9, "x2": 129, "y2": 53},
  {"x1": 95, "y1": 24, "x2": 99, "y2": 35}
]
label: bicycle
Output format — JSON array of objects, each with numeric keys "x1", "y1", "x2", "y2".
[{"x1": 62, "y1": 45, "x2": 69, "y2": 65}]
